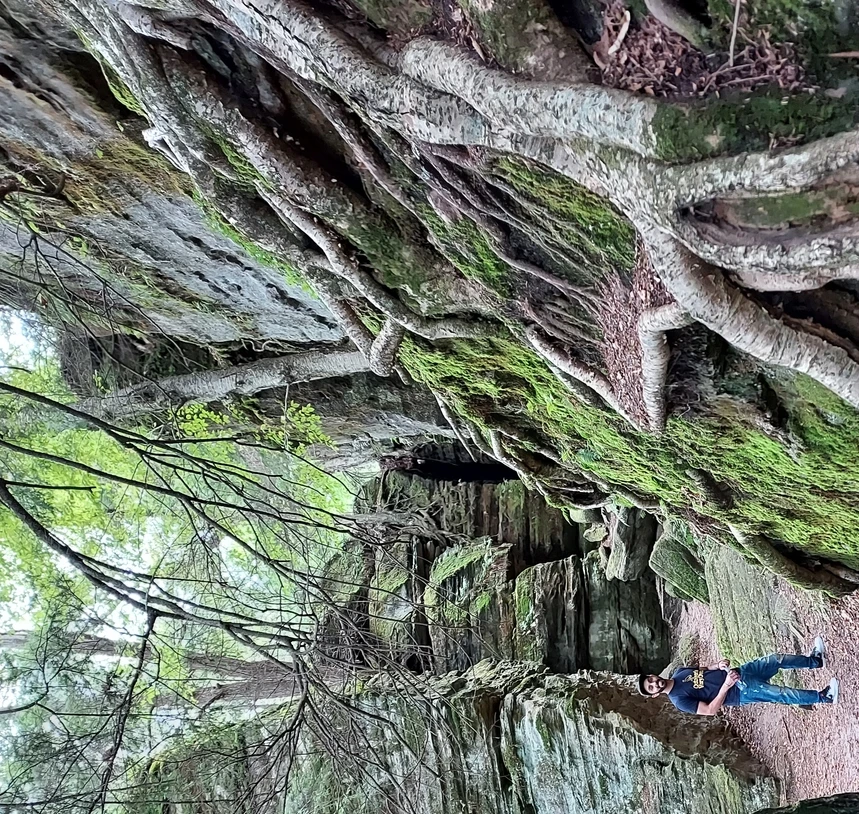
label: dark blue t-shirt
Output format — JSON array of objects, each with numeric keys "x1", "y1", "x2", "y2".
[{"x1": 668, "y1": 668, "x2": 740, "y2": 714}]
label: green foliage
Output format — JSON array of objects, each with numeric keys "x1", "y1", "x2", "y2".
[
  {"x1": 284, "y1": 400, "x2": 332, "y2": 452},
  {"x1": 173, "y1": 401, "x2": 231, "y2": 436}
]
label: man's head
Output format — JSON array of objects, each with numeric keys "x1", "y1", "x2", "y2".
[{"x1": 638, "y1": 674, "x2": 667, "y2": 697}]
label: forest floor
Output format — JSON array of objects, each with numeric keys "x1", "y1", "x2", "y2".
[{"x1": 676, "y1": 563, "x2": 859, "y2": 802}]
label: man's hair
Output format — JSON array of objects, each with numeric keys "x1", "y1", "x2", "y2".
[{"x1": 637, "y1": 674, "x2": 659, "y2": 697}]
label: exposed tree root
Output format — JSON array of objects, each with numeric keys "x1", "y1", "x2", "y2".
[
  {"x1": 523, "y1": 300, "x2": 597, "y2": 347},
  {"x1": 368, "y1": 319, "x2": 406, "y2": 377},
  {"x1": 667, "y1": 129, "x2": 859, "y2": 204},
  {"x1": 638, "y1": 302, "x2": 693, "y2": 431},
  {"x1": 643, "y1": 0, "x2": 708, "y2": 48},
  {"x1": 39, "y1": 0, "x2": 859, "y2": 599},
  {"x1": 674, "y1": 218, "x2": 859, "y2": 291},
  {"x1": 728, "y1": 525, "x2": 854, "y2": 596},
  {"x1": 81, "y1": 350, "x2": 370, "y2": 422},
  {"x1": 525, "y1": 326, "x2": 641, "y2": 428},
  {"x1": 430, "y1": 392, "x2": 476, "y2": 461},
  {"x1": 264, "y1": 190, "x2": 495, "y2": 342},
  {"x1": 645, "y1": 228, "x2": 859, "y2": 410}
]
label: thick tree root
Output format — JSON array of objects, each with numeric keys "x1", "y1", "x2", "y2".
[
  {"x1": 674, "y1": 219, "x2": 859, "y2": 291},
  {"x1": 644, "y1": 0, "x2": 708, "y2": 47},
  {"x1": 368, "y1": 319, "x2": 406, "y2": 377},
  {"x1": 431, "y1": 392, "x2": 476, "y2": 460},
  {"x1": 645, "y1": 228, "x2": 859, "y2": 410},
  {"x1": 728, "y1": 525, "x2": 854, "y2": 596},
  {"x1": 638, "y1": 302, "x2": 693, "y2": 431}
]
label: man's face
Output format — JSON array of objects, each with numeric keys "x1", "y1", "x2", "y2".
[{"x1": 643, "y1": 675, "x2": 666, "y2": 695}]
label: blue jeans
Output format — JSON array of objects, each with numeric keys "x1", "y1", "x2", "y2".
[{"x1": 735, "y1": 653, "x2": 824, "y2": 706}]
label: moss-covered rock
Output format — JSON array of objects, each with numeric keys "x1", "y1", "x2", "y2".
[
  {"x1": 425, "y1": 538, "x2": 516, "y2": 669},
  {"x1": 649, "y1": 522, "x2": 710, "y2": 603},
  {"x1": 513, "y1": 556, "x2": 586, "y2": 671},
  {"x1": 604, "y1": 506, "x2": 659, "y2": 582},
  {"x1": 288, "y1": 661, "x2": 779, "y2": 814},
  {"x1": 705, "y1": 545, "x2": 803, "y2": 666},
  {"x1": 583, "y1": 551, "x2": 672, "y2": 673}
]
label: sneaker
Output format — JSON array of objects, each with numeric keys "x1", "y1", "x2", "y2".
[
  {"x1": 819, "y1": 678, "x2": 839, "y2": 704},
  {"x1": 809, "y1": 635, "x2": 827, "y2": 669}
]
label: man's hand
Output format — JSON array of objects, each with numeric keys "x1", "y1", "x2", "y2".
[
  {"x1": 722, "y1": 669, "x2": 740, "y2": 688},
  {"x1": 697, "y1": 669, "x2": 741, "y2": 715}
]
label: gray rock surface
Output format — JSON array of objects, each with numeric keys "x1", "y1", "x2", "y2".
[
  {"x1": 284, "y1": 661, "x2": 779, "y2": 814},
  {"x1": 584, "y1": 551, "x2": 672, "y2": 674},
  {"x1": 363, "y1": 472, "x2": 671, "y2": 675},
  {"x1": 0, "y1": 8, "x2": 340, "y2": 349},
  {"x1": 649, "y1": 522, "x2": 710, "y2": 604},
  {"x1": 605, "y1": 506, "x2": 659, "y2": 581}
]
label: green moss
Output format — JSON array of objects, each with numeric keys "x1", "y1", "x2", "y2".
[
  {"x1": 373, "y1": 563, "x2": 409, "y2": 595},
  {"x1": 428, "y1": 542, "x2": 491, "y2": 587},
  {"x1": 75, "y1": 31, "x2": 146, "y2": 118},
  {"x1": 494, "y1": 157, "x2": 636, "y2": 279},
  {"x1": 706, "y1": 545, "x2": 802, "y2": 665},
  {"x1": 649, "y1": 522, "x2": 710, "y2": 603},
  {"x1": 533, "y1": 714, "x2": 553, "y2": 749},
  {"x1": 204, "y1": 129, "x2": 274, "y2": 193},
  {"x1": 424, "y1": 212, "x2": 510, "y2": 295},
  {"x1": 471, "y1": 590, "x2": 493, "y2": 614},
  {"x1": 514, "y1": 568, "x2": 536, "y2": 623},
  {"x1": 723, "y1": 190, "x2": 839, "y2": 228},
  {"x1": 708, "y1": 0, "x2": 857, "y2": 82},
  {"x1": 425, "y1": 540, "x2": 500, "y2": 626},
  {"x1": 398, "y1": 333, "x2": 859, "y2": 571},
  {"x1": 193, "y1": 190, "x2": 309, "y2": 290},
  {"x1": 654, "y1": 91, "x2": 859, "y2": 161}
]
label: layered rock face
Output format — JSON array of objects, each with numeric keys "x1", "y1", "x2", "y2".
[
  {"x1": 364, "y1": 469, "x2": 671, "y2": 674},
  {"x1": 0, "y1": 7, "x2": 340, "y2": 350},
  {"x1": 284, "y1": 661, "x2": 779, "y2": 814}
]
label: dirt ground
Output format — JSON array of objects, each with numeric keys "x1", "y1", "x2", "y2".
[{"x1": 677, "y1": 589, "x2": 859, "y2": 802}]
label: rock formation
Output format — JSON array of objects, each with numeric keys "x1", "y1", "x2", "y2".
[{"x1": 281, "y1": 661, "x2": 779, "y2": 814}]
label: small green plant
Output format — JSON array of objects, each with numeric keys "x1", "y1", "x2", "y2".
[{"x1": 173, "y1": 402, "x2": 230, "y2": 437}]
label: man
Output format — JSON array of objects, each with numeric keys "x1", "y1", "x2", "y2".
[{"x1": 637, "y1": 636, "x2": 839, "y2": 715}]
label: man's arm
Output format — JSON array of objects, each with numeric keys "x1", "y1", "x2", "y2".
[{"x1": 697, "y1": 670, "x2": 739, "y2": 716}]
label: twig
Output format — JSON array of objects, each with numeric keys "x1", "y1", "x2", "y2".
[
  {"x1": 608, "y1": 11, "x2": 631, "y2": 56},
  {"x1": 729, "y1": 0, "x2": 743, "y2": 66}
]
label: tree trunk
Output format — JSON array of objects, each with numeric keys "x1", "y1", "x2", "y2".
[
  {"x1": 4, "y1": 0, "x2": 859, "y2": 587},
  {"x1": 82, "y1": 348, "x2": 371, "y2": 421}
]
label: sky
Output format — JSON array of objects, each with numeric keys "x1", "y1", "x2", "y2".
[{"x1": 0, "y1": 310, "x2": 37, "y2": 367}]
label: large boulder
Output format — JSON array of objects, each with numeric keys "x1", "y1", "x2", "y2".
[
  {"x1": 424, "y1": 538, "x2": 516, "y2": 670},
  {"x1": 649, "y1": 522, "x2": 710, "y2": 603},
  {"x1": 605, "y1": 507, "x2": 659, "y2": 582},
  {"x1": 514, "y1": 556, "x2": 586, "y2": 671}
]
